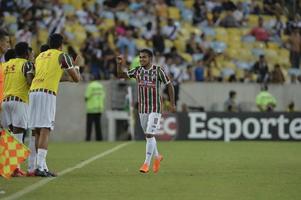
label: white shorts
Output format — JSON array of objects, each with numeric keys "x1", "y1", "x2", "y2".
[
  {"x1": 1, "y1": 101, "x2": 28, "y2": 129},
  {"x1": 139, "y1": 112, "x2": 161, "y2": 135},
  {"x1": 28, "y1": 92, "x2": 56, "y2": 130}
]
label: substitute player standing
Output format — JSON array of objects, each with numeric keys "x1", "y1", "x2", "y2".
[
  {"x1": 116, "y1": 49, "x2": 176, "y2": 173},
  {"x1": 1, "y1": 42, "x2": 34, "y2": 176},
  {"x1": 29, "y1": 33, "x2": 81, "y2": 177}
]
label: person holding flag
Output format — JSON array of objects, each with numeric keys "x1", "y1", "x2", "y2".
[{"x1": 1, "y1": 42, "x2": 34, "y2": 176}]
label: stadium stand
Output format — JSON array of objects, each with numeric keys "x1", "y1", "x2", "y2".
[{"x1": 0, "y1": 0, "x2": 300, "y2": 83}]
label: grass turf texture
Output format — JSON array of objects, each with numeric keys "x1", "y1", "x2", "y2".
[{"x1": 0, "y1": 141, "x2": 300, "y2": 200}]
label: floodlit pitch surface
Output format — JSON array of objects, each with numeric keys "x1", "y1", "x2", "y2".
[{"x1": 1, "y1": 141, "x2": 300, "y2": 200}]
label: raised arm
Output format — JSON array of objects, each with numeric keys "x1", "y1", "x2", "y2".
[{"x1": 116, "y1": 55, "x2": 129, "y2": 79}]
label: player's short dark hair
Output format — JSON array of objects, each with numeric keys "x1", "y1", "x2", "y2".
[
  {"x1": 40, "y1": 44, "x2": 50, "y2": 52},
  {"x1": 139, "y1": 48, "x2": 153, "y2": 57},
  {"x1": 15, "y1": 42, "x2": 29, "y2": 57},
  {"x1": 0, "y1": 29, "x2": 9, "y2": 40},
  {"x1": 48, "y1": 33, "x2": 63, "y2": 49},
  {"x1": 4, "y1": 49, "x2": 16, "y2": 61}
]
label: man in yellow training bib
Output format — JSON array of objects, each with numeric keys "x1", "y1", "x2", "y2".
[
  {"x1": 1, "y1": 42, "x2": 34, "y2": 177},
  {"x1": 29, "y1": 33, "x2": 81, "y2": 177}
]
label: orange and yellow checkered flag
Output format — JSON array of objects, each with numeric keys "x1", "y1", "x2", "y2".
[{"x1": 0, "y1": 129, "x2": 30, "y2": 179}]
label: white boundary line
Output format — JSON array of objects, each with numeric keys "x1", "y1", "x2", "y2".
[{"x1": 1, "y1": 142, "x2": 132, "y2": 200}]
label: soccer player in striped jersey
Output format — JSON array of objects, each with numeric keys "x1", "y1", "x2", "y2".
[{"x1": 116, "y1": 49, "x2": 176, "y2": 173}]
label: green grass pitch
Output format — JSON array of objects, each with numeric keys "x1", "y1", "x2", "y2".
[{"x1": 1, "y1": 141, "x2": 301, "y2": 200}]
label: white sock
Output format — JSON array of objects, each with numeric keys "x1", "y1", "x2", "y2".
[
  {"x1": 153, "y1": 137, "x2": 159, "y2": 157},
  {"x1": 144, "y1": 137, "x2": 155, "y2": 166},
  {"x1": 28, "y1": 136, "x2": 36, "y2": 172},
  {"x1": 14, "y1": 133, "x2": 23, "y2": 143},
  {"x1": 43, "y1": 161, "x2": 49, "y2": 172},
  {"x1": 37, "y1": 148, "x2": 47, "y2": 171}
]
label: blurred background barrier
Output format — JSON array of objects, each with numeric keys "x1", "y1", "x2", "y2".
[{"x1": 53, "y1": 81, "x2": 301, "y2": 141}]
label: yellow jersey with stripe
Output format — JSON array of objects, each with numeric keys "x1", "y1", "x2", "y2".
[
  {"x1": 30, "y1": 49, "x2": 74, "y2": 94},
  {"x1": 3, "y1": 58, "x2": 34, "y2": 103}
]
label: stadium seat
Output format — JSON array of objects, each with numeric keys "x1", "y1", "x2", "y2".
[
  {"x1": 261, "y1": 15, "x2": 273, "y2": 23},
  {"x1": 253, "y1": 41, "x2": 266, "y2": 49},
  {"x1": 184, "y1": 0, "x2": 194, "y2": 9},
  {"x1": 252, "y1": 48, "x2": 265, "y2": 57},
  {"x1": 4, "y1": 15, "x2": 17, "y2": 24},
  {"x1": 238, "y1": 49, "x2": 255, "y2": 61},
  {"x1": 101, "y1": 19, "x2": 115, "y2": 30},
  {"x1": 181, "y1": 9, "x2": 193, "y2": 22},
  {"x1": 215, "y1": 27, "x2": 227, "y2": 36},
  {"x1": 226, "y1": 28, "x2": 242, "y2": 37},
  {"x1": 247, "y1": 15, "x2": 259, "y2": 27},
  {"x1": 173, "y1": 39, "x2": 186, "y2": 52},
  {"x1": 211, "y1": 67, "x2": 221, "y2": 78},
  {"x1": 241, "y1": 35, "x2": 256, "y2": 43},
  {"x1": 63, "y1": 4, "x2": 75, "y2": 15},
  {"x1": 168, "y1": 7, "x2": 181, "y2": 20},
  {"x1": 164, "y1": 39, "x2": 174, "y2": 49},
  {"x1": 227, "y1": 40, "x2": 241, "y2": 49},
  {"x1": 201, "y1": 27, "x2": 216, "y2": 37},
  {"x1": 265, "y1": 49, "x2": 277, "y2": 60},
  {"x1": 221, "y1": 60, "x2": 236, "y2": 70},
  {"x1": 221, "y1": 68, "x2": 235, "y2": 80},
  {"x1": 235, "y1": 68, "x2": 245, "y2": 79},
  {"x1": 37, "y1": 29, "x2": 49, "y2": 43},
  {"x1": 211, "y1": 41, "x2": 227, "y2": 53},
  {"x1": 135, "y1": 39, "x2": 147, "y2": 49},
  {"x1": 267, "y1": 42, "x2": 279, "y2": 50},
  {"x1": 69, "y1": 0, "x2": 83, "y2": 10},
  {"x1": 225, "y1": 48, "x2": 238, "y2": 59},
  {"x1": 192, "y1": 53, "x2": 204, "y2": 62},
  {"x1": 179, "y1": 52, "x2": 192, "y2": 63},
  {"x1": 236, "y1": 61, "x2": 252, "y2": 70}
]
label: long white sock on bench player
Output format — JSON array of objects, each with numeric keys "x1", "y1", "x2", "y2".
[{"x1": 37, "y1": 148, "x2": 47, "y2": 171}]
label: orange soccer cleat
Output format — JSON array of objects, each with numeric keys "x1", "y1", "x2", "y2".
[
  {"x1": 153, "y1": 155, "x2": 163, "y2": 173},
  {"x1": 139, "y1": 163, "x2": 149, "y2": 173}
]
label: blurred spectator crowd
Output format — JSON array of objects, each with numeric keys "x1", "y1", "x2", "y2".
[{"x1": 1, "y1": 0, "x2": 301, "y2": 83}]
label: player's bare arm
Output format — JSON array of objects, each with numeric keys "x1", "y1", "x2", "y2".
[
  {"x1": 116, "y1": 55, "x2": 129, "y2": 79},
  {"x1": 66, "y1": 67, "x2": 80, "y2": 82},
  {"x1": 24, "y1": 61, "x2": 35, "y2": 86},
  {"x1": 166, "y1": 82, "x2": 176, "y2": 112},
  {"x1": 61, "y1": 54, "x2": 81, "y2": 82},
  {"x1": 26, "y1": 72, "x2": 34, "y2": 86}
]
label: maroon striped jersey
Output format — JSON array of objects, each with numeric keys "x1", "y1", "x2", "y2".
[{"x1": 127, "y1": 65, "x2": 170, "y2": 113}]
